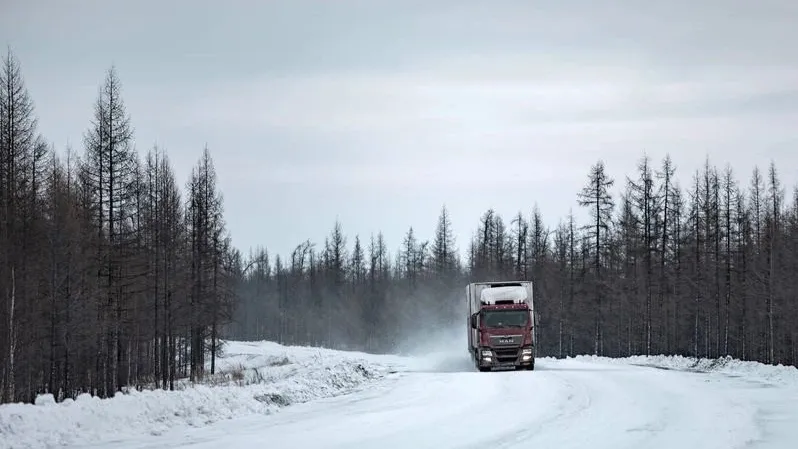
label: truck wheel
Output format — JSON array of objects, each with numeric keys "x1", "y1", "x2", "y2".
[
  {"x1": 518, "y1": 360, "x2": 535, "y2": 371},
  {"x1": 475, "y1": 351, "x2": 490, "y2": 372}
]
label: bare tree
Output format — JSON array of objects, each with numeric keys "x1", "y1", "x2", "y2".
[
  {"x1": 656, "y1": 154, "x2": 676, "y2": 353},
  {"x1": 765, "y1": 161, "x2": 783, "y2": 364},
  {"x1": 0, "y1": 49, "x2": 48, "y2": 403},
  {"x1": 627, "y1": 153, "x2": 659, "y2": 355},
  {"x1": 720, "y1": 165, "x2": 737, "y2": 355},
  {"x1": 577, "y1": 160, "x2": 615, "y2": 355},
  {"x1": 185, "y1": 146, "x2": 227, "y2": 381}
]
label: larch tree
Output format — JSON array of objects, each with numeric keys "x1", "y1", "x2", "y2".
[
  {"x1": 0, "y1": 49, "x2": 49, "y2": 403},
  {"x1": 81, "y1": 65, "x2": 138, "y2": 396},
  {"x1": 655, "y1": 154, "x2": 676, "y2": 352},
  {"x1": 185, "y1": 146, "x2": 227, "y2": 381},
  {"x1": 765, "y1": 161, "x2": 783, "y2": 364},
  {"x1": 628, "y1": 153, "x2": 660, "y2": 355},
  {"x1": 720, "y1": 165, "x2": 737, "y2": 355},
  {"x1": 577, "y1": 159, "x2": 615, "y2": 355},
  {"x1": 431, "y1": 204, "x2": 458, "y2": 280},
  {"x1": 510, "y1": 211, "x2": 529, "y2": 280}
]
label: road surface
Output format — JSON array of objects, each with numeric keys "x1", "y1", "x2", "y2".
[{"x1": 71, "y1": 352, "x2": 798, "y2": 449}]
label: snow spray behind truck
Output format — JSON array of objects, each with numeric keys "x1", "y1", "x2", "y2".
[{"x1": 467, "y1": 281, "x2": 538, "y2": 371}]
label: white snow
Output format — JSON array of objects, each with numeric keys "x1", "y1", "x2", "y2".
[
  {"x1": 0, "y1": 340, "x2": 408, "y2": 449},
  {"x1": 569, "y1": 354, "x2": 798, "y2": 387},
  {"x1": 2, "y1": 341, "x2": 798, "y2": 449},
  {"x1": 479, "y1": 285, "x2": 528, "y2": 304}
]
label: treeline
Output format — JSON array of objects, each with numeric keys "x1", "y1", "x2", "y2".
[
  {"x1": 228, "y1": 217, "x2": 465, "y2": 354},
  {"x1": 229, "y1": 155, "x2": 797, "y2": 367},
  {"x1": 0, "y1": 50, "x2": 238, "y2": 404}
]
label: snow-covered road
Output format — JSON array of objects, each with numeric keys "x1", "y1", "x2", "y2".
[{"x1": 66, "y1": 348, "x2": 797, "y2": 449}]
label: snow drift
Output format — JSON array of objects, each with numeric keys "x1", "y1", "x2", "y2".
[
  {"x1": 568, "y1": 353, "x2": 798, "y2": 386},
  {"x1": 0, "y1": 340, "x2": 407, "y2": 449}
]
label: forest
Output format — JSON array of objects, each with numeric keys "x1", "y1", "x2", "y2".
[
  {"x1": 2, "y1": 48, "x2": 797, "y2": 405},
  {"x1": 230, "y1": 156, "x2": 798, "y2": 369},
  {"x1": 1, "y1": 51, "x2": 238, "y2": 404}
]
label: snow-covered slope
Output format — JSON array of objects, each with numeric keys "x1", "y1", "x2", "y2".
[
  {"x1": 0, "y1": 341, "x2": 408, "y2": 449},
  {"x1": 60, "y1": 350, "x2": 798, "y2": 449}
]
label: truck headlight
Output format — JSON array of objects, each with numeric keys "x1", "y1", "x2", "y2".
[
  {"x1": 521, "y1": 348, "x2": 533, "y2": 355},
  {"x1": 481, "y1": 350, "x2": 492, "y2": 357}
]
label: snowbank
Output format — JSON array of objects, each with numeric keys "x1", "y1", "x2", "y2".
[
  {"x1": 0, "y1": 340, "x2": 406, "y2": 449},
  {"x1": 569, "y1": 354, "x2": 798, "y2": 386}
]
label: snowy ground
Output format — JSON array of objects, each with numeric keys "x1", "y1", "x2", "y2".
[
  {"x1": 2, "y1": 340, "x2": 797, "y2": 449},
  {"x1": 0, "y1": 341, "x2": 408, "y2": 449}
]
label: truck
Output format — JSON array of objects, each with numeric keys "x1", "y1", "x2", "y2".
[{"x1": 466, "y1": 280, "x2": 538, "y2": 371}]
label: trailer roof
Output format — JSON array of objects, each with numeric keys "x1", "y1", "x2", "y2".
[
  {"x1": 470, "y1": 280, "x2": 530, "y2": 286},
  {"x1": 479, "y1": 285, "x2": 528, "y2": 304}
]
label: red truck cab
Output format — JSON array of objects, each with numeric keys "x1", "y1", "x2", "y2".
[{"x1": 467, "y1": 281, "x2": 538, "y2": 371}]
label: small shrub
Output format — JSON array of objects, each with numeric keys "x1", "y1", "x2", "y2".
[
  {"x1": 269, "y1": 356, "x2": 291, "y2": 367},
  {"x1": 254, "y1": 393, "x2": 290, "y2": 406},
  {"x1": 227, "y1": 363, "x2": 246, "y2": 385}
]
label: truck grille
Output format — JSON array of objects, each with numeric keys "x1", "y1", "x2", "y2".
[
  {"x1": 489, "y1": 335, "x2": 522, "y2": 346},
  {"x1": 493, "y1": 348, "x2": 520, "y2": 363}
]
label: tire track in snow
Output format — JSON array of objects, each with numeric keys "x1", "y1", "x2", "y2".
[{"x1": 468, "y1": 370, "x2": 593, "y2": 449}]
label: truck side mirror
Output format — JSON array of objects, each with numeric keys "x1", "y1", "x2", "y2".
[
  {"x1": 534, "y1": 311, "x2": 540, "y2": 326},
  {"x1": 470, "y1": 313, "x2": 478, "y2": 329}
]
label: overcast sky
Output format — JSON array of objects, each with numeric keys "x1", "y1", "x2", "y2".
[{"x1": 2, "y1": 0, "x2": 797, "y2": 261}]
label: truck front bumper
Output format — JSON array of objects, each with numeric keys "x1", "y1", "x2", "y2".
[{"x1": 478, "y1": 346, "x2": 534, "y2": 369}]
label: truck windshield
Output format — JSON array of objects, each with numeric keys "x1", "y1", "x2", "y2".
[{"x1": 482, "y1": 310, "x2": 529, "y2": 328}]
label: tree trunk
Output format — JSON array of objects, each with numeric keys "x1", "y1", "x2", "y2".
[
  {"x1": 768, "y1": 232, "x2": 775, "y2": 364},
  {"x1": 6, "y1": 267, "x2": 16, "y2": 403}
]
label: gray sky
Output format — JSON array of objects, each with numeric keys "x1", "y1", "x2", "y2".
[{"x1": 3, "y1": 0, "x2": 797, "y2": 261}]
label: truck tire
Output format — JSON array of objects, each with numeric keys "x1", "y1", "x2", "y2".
[
  {"x1": 475, "y1": 351, "x2": 490, "y2": 372},
  {"x1": 517, "y1": 360, "x2": 535, "y2": 371}
]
